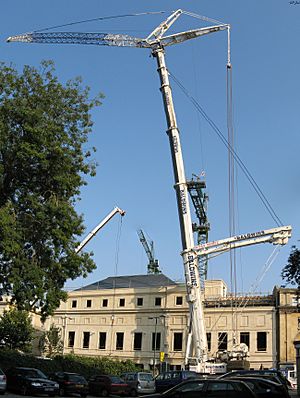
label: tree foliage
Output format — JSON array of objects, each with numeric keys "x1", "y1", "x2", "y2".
[
  {"x1": 281, "y1": 245, "x2": 300, "y2": 287},
  {"x1": 0, "y1": 61, "x2": 102, "y2": 320},
  {"x1": 0, "y1": 308, "x2": 34, "y2": 351},
  {"x1": 39, "y1": 323, "x2": 63, "y2": 358}
]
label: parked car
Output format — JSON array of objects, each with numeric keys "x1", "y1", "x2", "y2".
[
  {"x1": 0, "y1": 368, "x2": 6, "y2": 395},
  {"x1": 218, "y1": 369, "x2": 291, "y2": 391},
  {"x1": 6, "y1": 367, "x2": 59, "y2": 396},
  {"x1": 155, "y1": 371, "x2": 198, "y2": 393},
  {"x1": 120, "y1": 372, "x2": 156, "y2": 395},
  {"x1": 225, "y1": 376, "x2": 290, "y2": 398},
  {"x1": 89, "y1": 375, "x2": 131, "y2": 397},
  {"x1": 144, "y1": 378, "x2": 257, "y2": 398},
  {"x1": 49, "y1": 371, "x2": 88, "y2": 397}
]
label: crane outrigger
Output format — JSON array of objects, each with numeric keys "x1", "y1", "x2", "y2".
[{"x1": 7, "y1": 9, "x2": 292, "y2": 373}]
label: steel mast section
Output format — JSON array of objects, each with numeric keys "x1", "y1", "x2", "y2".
[
  {"x1": 75, "y1": 207, "x2": 125, "y2": 253},
  {"x1": 7, "y1": 9, "x2": 229, "y2": 370}
]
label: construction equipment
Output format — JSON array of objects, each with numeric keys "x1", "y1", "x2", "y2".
[
  {"x1": 187, "y1": 174, "x2": 210, "y2": 286},
  {"x1": 137, "y1": 229, "x2": 161, "y2": 274},
  {"x1": 75, "y1": 207, "x2": 125, "y2": 253},
  {"x1": 7, "y1": 9, "x2": 292, "y2": 373}
]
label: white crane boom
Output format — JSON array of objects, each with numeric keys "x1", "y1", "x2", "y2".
[
  {"x1": 75, "y1": 207, "x2": 125, "y2": 253},
  {"x1": 194, "y1": 225, "x2": 292, "y2": 256}
]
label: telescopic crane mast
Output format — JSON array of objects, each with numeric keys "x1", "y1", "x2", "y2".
[{"x1": 7, "y1": 10, "x2": 292, "y2": 372}]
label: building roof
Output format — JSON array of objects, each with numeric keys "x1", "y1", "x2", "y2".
[{"x1": 76, "y1": 274, "x2": 178, "y2": 291}]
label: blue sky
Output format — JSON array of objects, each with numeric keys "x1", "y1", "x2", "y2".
[{"x1": 1, "y1": 0, "x2": 299, "y2": 294}]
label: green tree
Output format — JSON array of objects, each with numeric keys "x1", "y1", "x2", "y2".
[
  {"x1": 281, "y1": 246, "x2": 300, "y2": 287},
  {"x1": 0, "y1": 61, "x2": 102, "y2": 320},
  {"x1": 0, "y1": 308, "x2": 34, "y2": 351},
  {"x1": 39, "y1": 323, "x2": 63, "y2": 358}
]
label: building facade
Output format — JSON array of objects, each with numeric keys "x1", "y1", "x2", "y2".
[
  {"x1": 275, "y1": 287, "x2": 300, "y2": 372},
  {"x1": 50, "y1": 274, "x2": 277, "y2": 371}
]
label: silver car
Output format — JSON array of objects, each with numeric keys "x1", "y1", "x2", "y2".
[
  {"x1": 0, "y1": 368, "x2": 6, "y2": 394},
  {"x1": 121, "y1": 372, "x2": 156, "y2": 395}
]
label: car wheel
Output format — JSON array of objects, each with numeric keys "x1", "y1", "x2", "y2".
[
  {"x1": 59, "y1": 388, "x2": 65, "y2": 397},
  {"x1": 130, "y1": 389, "x2": 137, "y2": 397},
  {"x1": 101, "y1": 388, "x2": 109, "y2": 397}
]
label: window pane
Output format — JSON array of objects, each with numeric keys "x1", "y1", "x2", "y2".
[
  {"x1": 218, "y1": 332, "x2": 228, "y2": 351},
  {"x1": 83, "y1": 332, "x2": 90, "y2": 349},
  {"x1": 240, "y1": 332, "x2": 250, "y2": 349},
  {"x1": 99, "y1": 332, "x2": 106, "y2": 349},
  {"x1": 257, "y1": 332, "x2": 267, "y2": 351},
  {"x1": 173, "y1": 332, "x2": 183, "y2": 351},
  {"x1": 134, "y1": 332, "x2": 142, "y2": 351},
  {"x1": 152, "y1": 332, "x2": 161, "y2": 350},
  {"x1": 116, "y1": 332, "x2": 124, "y2": 350},
  {"x1": 68, "y1": 331, "x2": 75, "y2": 347}
]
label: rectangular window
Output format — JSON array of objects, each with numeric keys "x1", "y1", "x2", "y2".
[
  {"x1": 102, "y1": 299, "x2": 108, "y2": 307},
  {"x1": 176, "y1": 296, "x2": 183, "y2": 305},
  {"x1": 83, "y1": 332, "x2": 90, "y2": 349},
  {"x1": 86, "y1": 299, "x2": 92, "y2": 308},
  {"x1": 218, "y1": 332, "x2": 228, "y2": 351},
  {"x1": 68, "y1": 331, "x2": 75, "y2": 348},
  {"x1": 98, "y1": 332, "x2": 106, "y2": 350},
  {"x1": 116, "y1": 332, "x2": 124, "y2": 350},
  {"x1": 257, "y1": 332, "x2": 267, "y2": 351},
  {"x1": 137, "y1": 297, "x2": 143, "y2": 306},
  {"x1": 152, "y1": 332, "x2": 161, "y2": 351},
  {"x1": 155, "y1": 297, "x2": 162, "y2": 306},
  {"x1": 119, "y1": 298, "x2": 125, "y2": 307},
  {"x1": 173, "y1": 332, "x2": 183, "y2": 351},
  {"x1": 240, "y1": 332, "x2": 250, "y2": 349},
  {"x1": 71, "y1": 300, "x2": 77, "y2": 308},
  {"x1": 206, "y1": 332, "x2": 211, "y2": 352},
  {"x1": 134, "y1": 332, "x2": 142, "y2": 351}
]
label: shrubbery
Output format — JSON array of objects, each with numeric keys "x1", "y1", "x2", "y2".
[{"x1": 0, "y1": 349, "x2": 139, "y2": 379}]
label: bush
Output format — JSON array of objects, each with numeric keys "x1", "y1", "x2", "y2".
[{"x1": 0, "y1": 349, "x2": 139, "y2": 379}]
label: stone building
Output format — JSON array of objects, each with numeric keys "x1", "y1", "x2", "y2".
[
  {"x1": 274, "y1": 287, "x2": 299, "y2": 373},
  {"x1": 51, "y1": 273, "x2": 276, "y2": 370}
]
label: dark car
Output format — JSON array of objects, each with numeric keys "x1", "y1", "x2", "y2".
[
  {"x1": 89, "y1": 375, "x2": 130, "y2": 397},
  {"x1": 6, "y1": 367, "x2": 59, "y2": 396},
  {"x1": 49, "y1": 372, "x2": 88, "y2": 397},
  {"x1": 144, "y1": 378, "x2": 257, "y2": 398},
  {"x1": 218, "y1": 369, "x2": 291, "y2": 391},
  {"x1": 226, "y1": 376, "x2": 290, "y2": 398},
  {"x1": 155, "y1": 371, "x2": 198, "y2": 393},
  {"x1": 0, "y1": 368, "x2": 6, "y2": 395},
  {"x1": 120, "y1": 372, "x2": 156, "y2": 395}
]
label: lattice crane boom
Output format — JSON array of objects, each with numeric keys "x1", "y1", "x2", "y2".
[
  {"x1": 7, "y1": 25, "x2": 228, "y2": 48},
  {"x1": 137, "y1": 229, "x2": 160, "y2": 274}
]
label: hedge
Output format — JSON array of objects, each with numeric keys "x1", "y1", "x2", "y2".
[{"x1": 0, "y1": 349, "x2": 139, "y2": 379}]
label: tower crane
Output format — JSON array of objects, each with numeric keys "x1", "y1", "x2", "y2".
[
  {"x1": 7, "y1": 9, "x2": 292, "y2": 373},
  {"x1": 137, "y1": 229, "x2": 161, "y2": 274},
  {"x1": 76, "y1": 207, "x2": 125, "y2": 253}
]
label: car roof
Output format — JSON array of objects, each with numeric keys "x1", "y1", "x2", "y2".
[{"x1": 227, "y1": 376, "x2": 282, "y2": 386}]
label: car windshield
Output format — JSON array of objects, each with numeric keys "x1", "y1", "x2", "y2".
[
  {"x1": 68, "y1": 374, "x2": 86, "y2": 383},
  {"x1": 139, "y1": 374, "x2": 154, "y2": 381},
  {"x1": 21, "y1": 369, "x2": 47, "y2": 379},
  {"x1": 110, "y1": 376, "x2": 123, "y2": 384}
]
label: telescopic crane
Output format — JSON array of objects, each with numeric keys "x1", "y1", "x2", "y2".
[
  {"x1": 75, "y1": 207, "x2": 125, "y2": 253},
  {"x1": 7, "y1": 10, "x2": 292, "y2": 373}
]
